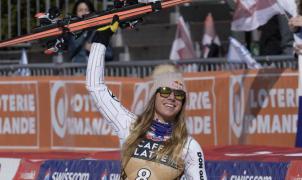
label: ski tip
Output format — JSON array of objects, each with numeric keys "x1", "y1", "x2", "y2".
[
  {"x1": 35, "y1": 12, "x2": 46, "y2": 18},
  {"x1": 44, "y1": 48, "x2": 57, "y2": 55}
]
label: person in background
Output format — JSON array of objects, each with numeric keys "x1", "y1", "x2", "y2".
[
  {"x1": 258, "y1": 14, "x2": 294, "y2": 56},
  {"x1": 288, "y1": 0, "x2": 302, "y2": 55},
  {"x1": 226, "y1": 0, "x2": 294, "y2": 56},
  {"x1": 201, "y1": 13, "x2": 222, "y2": 58},
  {"x1": 86, "y1": 15, "x2": 207, "y2": 179},
  {"x1": 65, "y1": 0, "x2": 114, "y2": 63},
  {"x1": 65, "y1": 0, "x2": 95, "y2": 63}
]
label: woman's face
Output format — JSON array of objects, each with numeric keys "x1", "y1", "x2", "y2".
[
  {"x1": 76, "y1": 2, "x2": 90, "y2": 18},
  {"x1": 154, "y1": 90, "x2": 183, "y2": 122}
]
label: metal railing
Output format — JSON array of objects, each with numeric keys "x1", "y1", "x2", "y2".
[
  {"x1": 0, "y1": 0, "x2": 103, "y2": 41},
  {"x1": 0, "y1": 55, "x2": 296, "y2": 77}
]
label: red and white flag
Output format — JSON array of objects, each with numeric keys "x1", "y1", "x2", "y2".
[
  {"x1": 202, "y1": 13, "x2": 221, "y2": 58},
  {"x1": 169, "y1": 16, "x2": 196, "y2": 60},
  {"x1": 277, "y1": 0, "x2": 298, "y2": 16},
  {"x1": 227, "y1": 37, "x2": 261, "y2": 69},
  {"x1": 18, "y1": 49, "x2": 30, "y2": 76},
  {"x1": 231, "y1": 0, "x2": 283, "y2": 31}
]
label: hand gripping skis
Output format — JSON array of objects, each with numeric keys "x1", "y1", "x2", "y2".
[{"x1": 0, "y1": 0, "x2": 190, "y2": 53}]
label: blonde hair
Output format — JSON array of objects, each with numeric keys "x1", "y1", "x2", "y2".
[{"x1": 121, "y1": 95, "x2": 188, "y2": 171}]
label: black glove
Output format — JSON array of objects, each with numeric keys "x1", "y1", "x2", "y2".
[{"x1": 92, "y1": 15, "x2": 120, "y2": 46}]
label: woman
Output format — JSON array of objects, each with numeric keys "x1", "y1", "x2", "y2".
[
  {"x1": 86, "y1": 16, "x2": 207, "y2": 180},
  {"x1": 66, "y1": 0, "x2": 95, "y2": 63}
]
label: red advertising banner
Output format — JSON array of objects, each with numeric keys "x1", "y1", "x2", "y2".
[
  {"x1": 185, "y1": 76, "x2": 217, "y2": 146},
  {"x1": 49, "y1": 80, "x2": 120, "y2": 151},
  {"x1": 0, "y1": 69, "x2": 298, "y2": 151},
  {"x1": 228, "y1": 71, "x2": 298, "y2": 146},
  {"x1": 0, "y1": 81, "x2": 39, "y2": 150}
]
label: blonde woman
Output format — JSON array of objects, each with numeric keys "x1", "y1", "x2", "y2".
[{"x1": 86, "y1": 16, "x2": 207, "y2": 180}]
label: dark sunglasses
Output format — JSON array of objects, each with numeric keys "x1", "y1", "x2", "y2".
[{"x1": 156, "y1": 87, "x2": 186, "y2": 101}]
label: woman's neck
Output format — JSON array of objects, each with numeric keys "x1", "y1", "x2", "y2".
[
  {"x1": 154, "y1": 114, "x2": 173, "y2": 123},
  {"x1": 146, "y1": 119, "x2": 173, "y2": 141}
]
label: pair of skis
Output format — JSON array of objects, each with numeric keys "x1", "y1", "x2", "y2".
[{"x1": 0, "y1": 0, "x2": 190, "y2": 53}]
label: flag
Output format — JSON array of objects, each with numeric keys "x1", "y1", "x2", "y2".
[
  {"x1": 231, "y1": 0, "x2": 283, "y2": 31},
  {"x1": 227, "y1": 37, "x2": 261, "y2": 69},
  {"x1": 18, "y1": 49, "x2": 30, "y2": 76},
  {"x1": 201, "y1": 13, "x2": 221, "y2": 58},
  {"x1": 276, "y1": 0, "x2": 297, "y2": 17},
  {"x1": 169, "y1": 16, "x2": 196, "y2": 60}
]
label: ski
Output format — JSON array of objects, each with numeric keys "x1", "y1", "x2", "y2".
[{"x1": 0, "y1": 0, "x2": 190, "y2": 48}]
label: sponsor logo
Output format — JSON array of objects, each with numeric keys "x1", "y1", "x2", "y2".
[
  {"x1": 133, "y1": 139, "x2": 177, "y2": 168},
  {"x1": 50, "y1": 81, "x2": 68, "y2": 138},
  {"x1": 230, "y1": 170, "x2": 272, "y2": 180},
  {"x1": 229, "y1": 76, "x2": 244, "y2": 138},
  {"x1": 107, "y1": 89, "x2": 119, "y2": 102},
  {"x1": 108, "y1": 174, "x2": 120, "y2": 180},
  {"x1": 50, "y1": 82, "x2": 114, "y2": 139},
  {"x1": 172, "y1": 80, "x2": 184, "y2": 90},
  {"x1": 44, "y1": 168, "x2": 90, "y2": 180},
  {"x1": 197, "y1": 152, "x2": 205, "y2": 179},
  {"x1": 0, "y1": 82, "x2": 38, "y2": 145}
]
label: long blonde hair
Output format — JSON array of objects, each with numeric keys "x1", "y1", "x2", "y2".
[{"x1": 121, "y1": 92, "x2": 188, "y2": 171}]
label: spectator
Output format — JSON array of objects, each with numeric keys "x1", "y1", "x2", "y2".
[
  {"x1": 288, "y1": 3, "x2": 302, "y2": 55},
  {"x1": 201, "y1": 13, "x2": 222, "y2": 58},
  {"x1": 258, "y1": 14, "x2": 294, "y2": 56},
  {"x1": 64, "y1": 0, "x2": 95, "y2": 63},
  {"x1": 65, "y1": 0, "x2": 114, "y2": 63},
  {"x1": 226, "y1": 0, "x2": 294, "y2": 56}
]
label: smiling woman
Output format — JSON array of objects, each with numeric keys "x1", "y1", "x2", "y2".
[{"x1": 86, "y1": 15, "x2": 207, "y2": 180}]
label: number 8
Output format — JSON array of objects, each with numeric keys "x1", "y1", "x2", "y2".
[{"x1": 135, "y1": 168, "x2": 151, "y2": 180}]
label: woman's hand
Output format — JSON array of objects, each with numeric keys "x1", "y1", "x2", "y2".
[
  {"x1": 92, "y1": 15, "x2": 119, "y2": 46},
  {"x1": 294, "y1": 43, "x2": 302, "y2": 55},
  {"x1": 288, "y1": 16, "x2": 302, "y2": 32},
  {"x1": 85, "y1": 42, "x2": 92, "y2": 51}
]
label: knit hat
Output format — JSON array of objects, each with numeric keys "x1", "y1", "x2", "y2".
[{"x1": 150, "y1": 64, "x2": 186, "y2": 96}]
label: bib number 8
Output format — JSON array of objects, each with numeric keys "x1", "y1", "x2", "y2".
[{"x1": 135, "y1": 168, "x2": 151, "y2": 180}]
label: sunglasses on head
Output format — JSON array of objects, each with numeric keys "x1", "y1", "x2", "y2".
[{"x1": 156, "y1": 87, "x2": 186, "y2": 101}]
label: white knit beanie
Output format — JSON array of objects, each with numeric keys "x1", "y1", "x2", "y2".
[{"x1": 150, "y1": 64, "x2": 186, "y2": 96}]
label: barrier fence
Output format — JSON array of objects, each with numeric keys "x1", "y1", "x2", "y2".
[
  {"x1": 3, "y1": 145, "x2": 302, "y2": 179},
  {"x1": 0, "y1": 55, "x2": 297, "y2": 77},
  {"x1": 0, "y1": 68, "x2": 298, "y2": 151}
]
